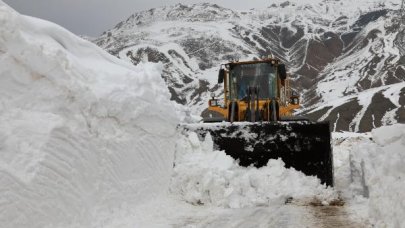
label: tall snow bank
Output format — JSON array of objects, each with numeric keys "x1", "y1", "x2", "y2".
[
  {"x1": 0, "y1": 2, "x2": 178, "y2": 228},
  {"x1": 354, "y1": 124, "x2": 405, "y2": 228},
  {"x1": 171, "y1": 131, "x2": 336, "y2": 208}
]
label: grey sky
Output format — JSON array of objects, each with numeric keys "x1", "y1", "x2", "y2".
[{"x1": 3, "y1": 0, "x2": 270, "y2": 37}]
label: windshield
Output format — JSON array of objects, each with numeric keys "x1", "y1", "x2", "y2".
[{"x1": 229, "y1": 63, "x2": 277, "y2": 100}]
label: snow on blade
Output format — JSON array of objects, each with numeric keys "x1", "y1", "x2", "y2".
[
  {"x1": 0, "y1": 2, "x2": 178, "y2": 228},
  {"x1": 171, "y1": 131, "x2": 337, "y2": 208}
]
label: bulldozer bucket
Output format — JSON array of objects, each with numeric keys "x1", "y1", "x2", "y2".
[{"x1": 180, "y1": 121, "x2": 333, "y2": 186}]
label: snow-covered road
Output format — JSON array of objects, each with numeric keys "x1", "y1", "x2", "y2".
[
  {"x1": 164, "y1": 128, "x2": 404, "y2": 228},
  {"x1": 170, "y1": 203, "x2": 368, "y2": 228},
  {"x1": 164, "y1": 133, "x2": 372, "y2": 228}
]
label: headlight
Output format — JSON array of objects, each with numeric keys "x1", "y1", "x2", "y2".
[
  {"x1": 291, "y1": 97, "x2": 299, "y2": 105},
  {"x1": 209, "y1": 99, "x2": 218, "y2": 106}
]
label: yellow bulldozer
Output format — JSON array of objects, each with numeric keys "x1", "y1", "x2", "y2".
[
  {"x1": 182, "y1": 58, "x2": 333, "y2": 186},
  {"x1": 204, "y1": 58, "x2": 300, "y2": 122}
]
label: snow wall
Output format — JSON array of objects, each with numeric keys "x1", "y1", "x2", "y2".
[
  {"x1": 354, "y1": 125, "x2": 405, "y2": 228},
  {"x1": 0, "y1": 2, "x2": 178, "y2": 228},
  {"x1": 334, "y1": 124, "x2": 405, "y2": 228}
]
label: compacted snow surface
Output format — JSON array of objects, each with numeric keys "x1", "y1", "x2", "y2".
[{"x1": 1, "y1": 1, "x2": 405, "y2": 228}]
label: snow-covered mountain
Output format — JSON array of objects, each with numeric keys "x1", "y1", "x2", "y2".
[{"x1": 94, "y1": 0, "x2": 405, "y2": 132}]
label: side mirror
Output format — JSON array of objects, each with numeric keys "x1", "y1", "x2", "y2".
[
  {"x1": 218, "y1": 69, "x2": 225, "y2": 83},
  {"x1": 278, "y1": 64, "x2": 287, "y2": 80}
]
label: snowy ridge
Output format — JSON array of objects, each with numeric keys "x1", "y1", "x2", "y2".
[
  {"x1": 116, "y1": 3, "x2": 239, "y2": 28},
  {"x1": 0, "y1": 2, "x2": 178, "y2": 227},
  {"x1": 301, "y1": 10, "x2": 405, "y2": 132},
  {"x1": 94, "y1": 1, "x2": 404, "y2": 131},
  {"x1": 302, "y1": 82, "x2": 405, "y2": 132}
]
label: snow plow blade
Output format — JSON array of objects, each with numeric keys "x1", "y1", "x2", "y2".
[{"x1": 180, "y1": 121, "x2": 333, "y2": 186}]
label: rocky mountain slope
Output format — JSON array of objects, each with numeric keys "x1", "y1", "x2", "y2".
[{"x1": 93, "y1": 0, "x2": 405, "y2": 132}]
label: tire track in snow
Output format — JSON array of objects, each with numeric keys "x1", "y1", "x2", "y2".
[
  {"x1": 310, "y1": 205, "x2": 367, "y2": 228},
  {"x1": 171, "y1": 204, "x2": 370, "y2": 227}
]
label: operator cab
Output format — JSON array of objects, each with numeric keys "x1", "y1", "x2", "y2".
[{"x1": 229, "y1": 62, "x2": 278, "y2": 100}]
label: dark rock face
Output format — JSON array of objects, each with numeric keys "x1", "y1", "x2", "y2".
[
  {"x1": 359, "y1": 92, "x2": 397, "y2": 132},
  {"x1": 397, "y1": 108, "x2": 405, "y2": 123},
  {"x1": 304, "y1": 91, "x2": 401, "y2": 133},
  {"x1": 126, "y1": 48, "x2": 170, "y2": 65},
  {"x1": 280, "y1": 26, "x2": 305, "y2": 49},
  {"x1": 168, "y1": 87, "x2": 187, "y2": 104},
  {"x1": 190, "y1": 80, "x2": 210, "y2": 105},
  {"x1": 280, "y1": 1, "x2": 290, "y2": 8},
  {"x1": 296, "y1": 36, "x2": 343, "y2": 89},
  {"x1": 397, "y1": 88, "x2": 405, "y2": 123},
  {"x1": 180, "y1": 37, "x2": 240, "y2": 70},
  {"x1": 327, "y1": 99, "x2": 363, "y2": 132},
  {"x1": 351, "y1": 9, "x2": 388, "y2": 30},
  {"x1": 341, "y1": 31, "x2": 359, "y2": 47}
]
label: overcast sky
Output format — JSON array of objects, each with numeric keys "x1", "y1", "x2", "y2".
[{"x1": 3, "y1": 0, "x2": 271, "y2": 37}]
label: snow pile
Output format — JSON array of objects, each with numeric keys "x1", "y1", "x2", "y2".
[
  {"x1": 171, "y1": 131, "x2": 337, "y2": 208},
  {"x1": 0, "y1": 2, "x2": 178, "y2": 228},
  {"x1": 332, "y1": 124, "x2": 405, "y2": 227},
  {"x1": 353, "y1": 125, "x2": 405, "y2": 227}
]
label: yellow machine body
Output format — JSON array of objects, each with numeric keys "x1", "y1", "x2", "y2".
[{"x1": 206, "y1": 58, "x2": 300, "y2": 122}]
